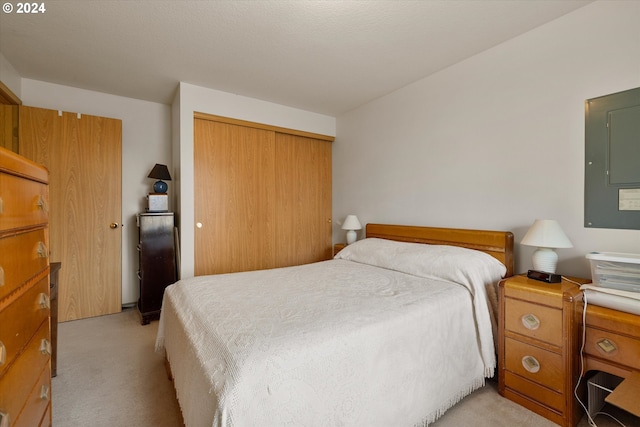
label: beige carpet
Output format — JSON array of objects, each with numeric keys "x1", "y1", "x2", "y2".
[
  {"x1": 52, "y1": 308, "x2": 636, "y2": 427},
  {"x1": 52, "y1": 308, "x2": 183, "y2": 426}
]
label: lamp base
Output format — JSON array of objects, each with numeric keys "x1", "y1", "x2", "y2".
[
  {"x1": 532, "y1": 247, "x2": 559, "y2": 273},
  {"x1": 153, "y1": 180, "x2": 168, "y2": 193},
  {"x1": 346, "y1": 230, "x2": 357, "y2": 245}
]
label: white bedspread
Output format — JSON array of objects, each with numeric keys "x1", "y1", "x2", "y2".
[{"x1": 157, "y1": 243, "x2": 505, "y2": 427}]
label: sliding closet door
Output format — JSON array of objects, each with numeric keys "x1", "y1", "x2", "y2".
[
  {"x1": 20, "y1": 106, "x2": 122, "y2": 321},
  {"x1": 274, "y1": 133, "x2": 332, "y2": 266},
  {"x1": 194, "y1": 118, "x2": 276, "y2": 275}
]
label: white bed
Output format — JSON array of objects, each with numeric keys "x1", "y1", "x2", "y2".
[{"x1": 156, "y1": 224, "x2": 514, "y2": 427}]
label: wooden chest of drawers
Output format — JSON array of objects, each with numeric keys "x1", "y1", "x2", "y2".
[
  {"x1": 0, "y1": 146, "x2": 51, "y2": 427},
  {"x1": 498, "y1": 274, "x2": 588, "y2": 427}
]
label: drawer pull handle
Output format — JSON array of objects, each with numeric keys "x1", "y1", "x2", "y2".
[
  {"x1": 40, "y1": 384, "x2": 50, "y2": 401},
  {"x1": 522, "y1": 355, "x2": 540, "y2": 373},
  {"x1": 0, "y1": 411, "x2": 9, "y2": 427},
  {"x1": 36, "y1": 241, "x2": 48, "y2": 258},
  {"x1": 521, "y1": 313, "x2": 540, "y2": 330},
  {"x1": 0, "y1": 266, "x2": 4, "y2": 287},
  {"x1": 0, "y1": 196, "x2": 3, "y2": 215},
  {"x1": 36, "y1": 194, "x2": 48, "y2": 212},
  {"x1": 40, "y1": 338, "x2": 52, "y2": 356},
  {"x1": 597, "y1": 338, "x2": 617, "y2": 354},
  {"x1": 0, "y1": 341, "x2": 6, "y2": 366},
  {"x1": 38, "y1": 292, "x2": 50, "y2": 309}
]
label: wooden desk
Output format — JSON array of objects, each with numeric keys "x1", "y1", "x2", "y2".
[
  {"x1": 582, "y1": 303, "x2": 640, "y2": 379},
  {"x1": 581, "y1": 303, "x2": 640, "y2": 419}
]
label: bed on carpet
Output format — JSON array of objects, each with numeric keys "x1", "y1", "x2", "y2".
[{"x1": 156, "y1": 223, "x2": 514, "y2": 427}]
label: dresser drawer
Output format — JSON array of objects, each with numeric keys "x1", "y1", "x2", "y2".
[
  {"x1": 0, "y1": 319, "x2": 51, "y2": 425},
  {"x1": 0, "y1": 276, "x2": 50, "y2": 377},
  {"x1": 0, "y1": 228, "x2": 49, "y2": 300},
  {"x1": 584, "y1": 326, "x2": 640, "y2": 371},
  {"x1": 504, "y1": 371, "x2": 564, "y2": 412},
  {"x1": 0, "y1": 171, "x2": 48, "y2": 232},
  {"x1": 504, "y1": 337, "x2": 565, "y2": 392},
  {"x1": 39, "y1": 401, "x2": 51, "y2": 427},
  {"x1": 12, "y1": 364, "x2": 51, "y2": 427},
  {"x1": 505, "y1": 298, "x2": 563, "y2": 346}
]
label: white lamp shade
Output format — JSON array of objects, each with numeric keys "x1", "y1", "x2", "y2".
[
  {"x1": 342, "y1": 215, "x2": 362, "y2": 245},
  {"x1": 341, "y1": 215, "x2": 362, "y2": 231},
  {"x1": 521, "y1": 220, "x2": 573, "y2": 249},
  {"x1": 521, "y1": 219, "x2": 572, "y2": 274}
]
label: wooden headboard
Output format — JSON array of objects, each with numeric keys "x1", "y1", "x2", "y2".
[{"x1": 366, "y1": 223, "x2": 514, "y2": 277}]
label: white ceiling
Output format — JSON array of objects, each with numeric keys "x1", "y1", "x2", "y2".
[{"x1": 0, "y1": 1, "x2": 593, "y2": 116}]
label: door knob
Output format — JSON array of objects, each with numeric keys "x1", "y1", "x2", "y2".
[{"x1": 110, "y1": 222, "x2": 119, "y2": 229}]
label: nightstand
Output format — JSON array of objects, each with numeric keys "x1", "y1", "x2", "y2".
[
  {"x1": 333, "y1": 243, "x2": 346, "y2": 257},
  {"x1": 498, "y1": 274, "x2": 589, "y2": 427}
]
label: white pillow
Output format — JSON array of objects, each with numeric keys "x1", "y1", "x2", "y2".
[{"x1": 334, "y1": 237, "x2": 506, "y2": 286}]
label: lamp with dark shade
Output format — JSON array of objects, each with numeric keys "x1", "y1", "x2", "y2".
[{"x1": 147, "y1": 164, "x2": 172, "y2": 194}]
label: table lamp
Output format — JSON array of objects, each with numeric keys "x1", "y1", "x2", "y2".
[
  {"x1": 521, "y1": 219, "x2": 573, "y2": 273},
  {"x1": 342, "y1": 215, "x2": 362, "y2": 245},
  {"x1": 148, "y1": 164, "x2": 172, "y2": 193}
]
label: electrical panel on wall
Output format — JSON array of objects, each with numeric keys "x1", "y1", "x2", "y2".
[{"x1": 585, "y1": 87, "x2": 640, "y2": 230}]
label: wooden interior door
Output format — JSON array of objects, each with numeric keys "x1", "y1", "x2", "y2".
[
  {"x1": 274, "y1": 133, "x2": 332, "y2": 266},
  {"x1": 194, "y1": 118, "x2": 276, "y2": 275},
  {"x1": 20, "y1": 106, "x2": 122, "y2": 321},
  {"x1": 0, "y1": 105, "x2": 19, "y2": 152},
  {"x1": 0, "y1": 81, "x2": 20, "y2": 153}
]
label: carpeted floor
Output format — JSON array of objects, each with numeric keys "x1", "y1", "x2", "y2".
[
  {"x1": 52, "y1": 308, "x2": 183, "y2": 427},
  {"x1": 52, "y1": 308, "x2": 636, "y2": 427}
]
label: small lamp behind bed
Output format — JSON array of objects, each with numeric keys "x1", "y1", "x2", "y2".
[{"x1": 342, "y1": 215, "x2": 362, "y2": 245}]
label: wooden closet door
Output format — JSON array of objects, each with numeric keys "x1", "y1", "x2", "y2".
[
  {"x1": 194, "y1": 118, "x2": 276, "y2": 275},
  {"x1": 20, "y1": 106, "x2": 122, "y2": 321},
  {"x1": 274, "y1": 133, "x2": 332, "y2": 266}
]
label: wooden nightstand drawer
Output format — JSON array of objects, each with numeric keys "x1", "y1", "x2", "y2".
[
  {"x1": 505, "y1": 298, "x2": 563, "y2": 346},
  {"x1": 584, "y1": 327, "x2": 640, "y2": 371},
  {"x1": 504, "y1": 371, "x2": 564, "y2": 412},
  {"x1": 505, "y1": 337, "x2": 565, "y2": 392}
]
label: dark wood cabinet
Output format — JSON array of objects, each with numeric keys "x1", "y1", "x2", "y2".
[{"x1": 137, "y1": 213, "x2": 177, "y2": 325}]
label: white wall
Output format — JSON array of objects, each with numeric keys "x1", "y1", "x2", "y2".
[
  {"x1": 333, "y1": 0, "x2": 640, "y2": 278},
  {"x1": 174, "y1": 82, "x2": 336, "y2": 279},
  {"x1": 21, "y1": 79, "x2": 172, "y2": 305},
  {"x1": 0, "y1": 52, "x2": 21, "y2": 99}
]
